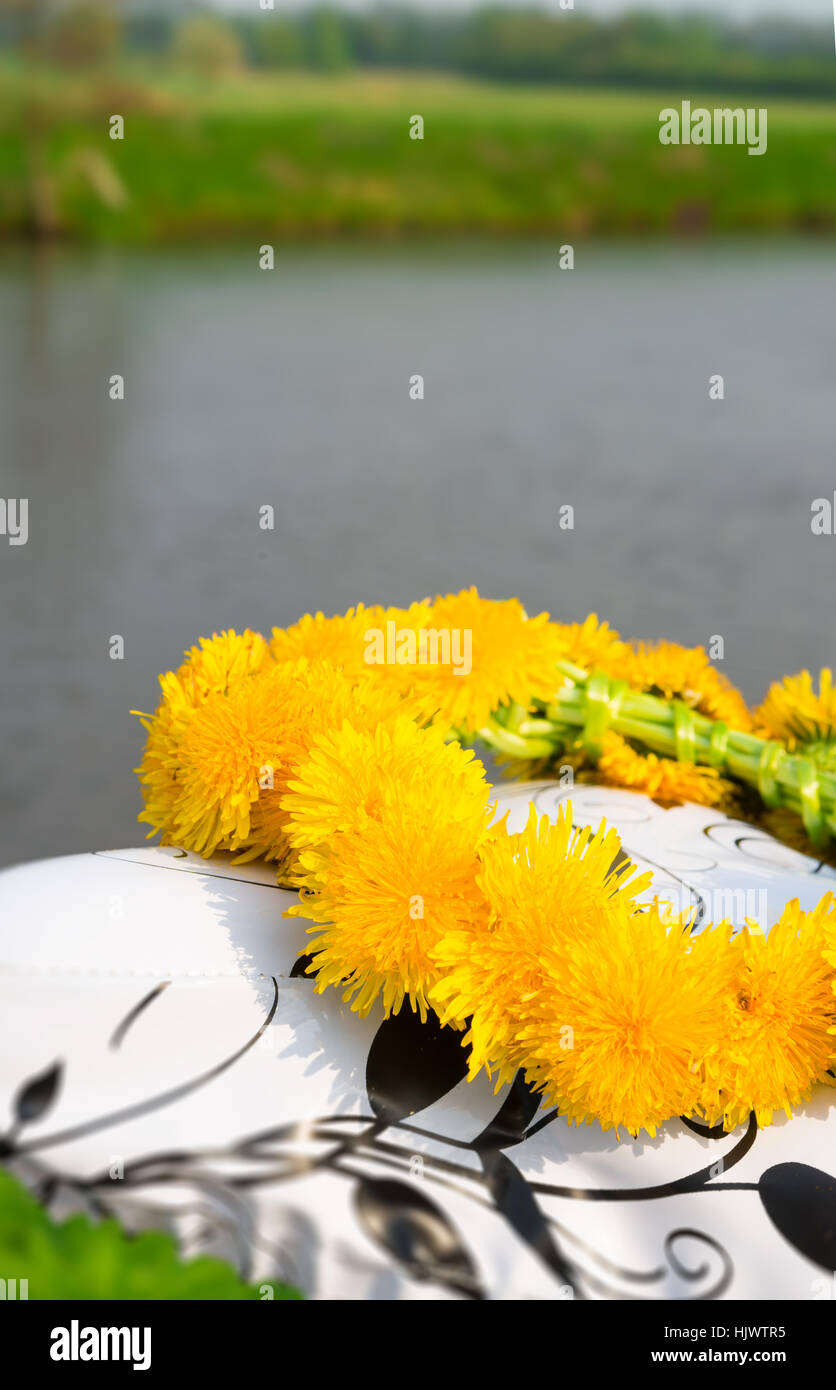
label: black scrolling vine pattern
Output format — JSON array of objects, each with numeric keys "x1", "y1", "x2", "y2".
[{"x1": 3, "y1": 969, "x2": 836, "y2": 1300}]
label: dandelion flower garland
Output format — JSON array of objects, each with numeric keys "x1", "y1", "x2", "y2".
[
  {"x1": 134, "y1": 591, "x2": 836, "y2": 1138},
  {"x1": 573, "y1": 639, "x2": 750, "y2": 811}
]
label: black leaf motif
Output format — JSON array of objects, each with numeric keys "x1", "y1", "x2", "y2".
[
  {"x1": 365, "y1": 1007, "x2": 469, "y2": 1127},
  {"x1": 289, "y1": 952, "x2": 317, "y2": 980},
  {"x1": 353, "y1": 1176, "x2": 484, "y2": 1299},
  {"x1": 759, "y1": 1163, "x2": 836, "y2": 1271},
  {"x1": 471, "y1": 1072, "x2": 575, "y2": 1288},
  {"x1": 473, "y1": 1070, "x2": 542, "y2": 1151},
  {"x1": 14, "y1": 1061, "x2": 63, "y2": 1125},
  {"x1": 481, "y1": 1151, "x2": 576, "y2": 1290}
]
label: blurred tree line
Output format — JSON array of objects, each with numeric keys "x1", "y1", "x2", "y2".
[{"x1": 1, "y1": 1, "x2": 835, "y2": 97}]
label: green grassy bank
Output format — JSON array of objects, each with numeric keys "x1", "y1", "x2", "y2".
[{"x1": 3, "y1": 63, "x2": 836, "y2": 241}]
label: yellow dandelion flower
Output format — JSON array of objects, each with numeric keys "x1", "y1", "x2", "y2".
[
  {"x1": 592, "y1": 731, "x2": 734, "y2": 810},
  {"x1": 135, "y1": 690, "x2": 193, "y2": 840},
  {"x1": 270, "y1": 605, "x2": 375, "y2": 673},
  {"x1": 431, "y1": 802, "x2": 654, "y2": 1085},
  {"x1": 162, "y1": 673, "x2": 291, "y2": 858},
  {"x1": 281, "y1": 714, "x2": 476, "y2": 857},
  {"x1": 241, "y1": 668, "x2": 427, "y2": 864},
  {"x1": 270, "y1": 601, "x2": 431, "y2": 681},
  {"x1": 287, "y1": 719, "x2": 494, "y2": 1020},
  {"x1": 755, "y1": 669, "x2": 836, "y2": 751},
  {"x1": 551, "y1": 614, "x2": 627, "y2": 673},
  {"x1": 295, "y1": 816, "x2": 490, "y2": 1021},
  {"x1": 611, "y1": 640, "x2": 752, "y2": 730},
  {"x1": 407, "y1": 586, "x2": 564, "y2": 734},
  {"x1": 704, "y1": 895, "x2": 836, "y2": 1132},
  {"x1": 517, "y1": 908, "x2": 732, "y2": 1138},
  {"x1": 138, "y1": 656, "x2": 372, "y2": 862},
  {"x1": 176, "y1": 628, "x2": 271, "y2": 702},
  {"x1": 135, "y1": 630, "x2": 271, "y2": 839}
]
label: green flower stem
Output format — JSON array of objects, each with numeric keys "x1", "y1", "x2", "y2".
[
  {"x1": 475, "y1": 723, "x2": 555, "y2": 759},
  {"x1": 475, "y1": 664, "x2": 836, "y2": 848}
]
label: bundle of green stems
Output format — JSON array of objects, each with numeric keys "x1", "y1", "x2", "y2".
[{"x1": 475, "y1": 661, "x2": 836, "y2": 850}]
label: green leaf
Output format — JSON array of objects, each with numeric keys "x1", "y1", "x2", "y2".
[{"x1": 0, "y1": 1167, "x2": 302, "y2": 1300}]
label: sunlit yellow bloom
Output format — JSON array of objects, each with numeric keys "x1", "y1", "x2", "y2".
[
  {"x1": 281, "y1": 713, "x2": 449, "y2": 856},
  {"x1": 137, "y1": 655, "x2": 358, "y2": 861},
  {"x1": 270, "y1": 602, "x2": 431, "y2": 682},
  {"x1": 431, "y1": 803, "x2": 653, "y2": 1086},
  {"x1": 610, "y1": 640, "x2": 752, "y2": 730},
  {"x1": 593, "y1": 731, "x2": 734, "y2": 809},
  {"x1": 287, "y1": 719, "x2": 494, "y2": 1019},
  {"x1": 519, "y1": 909, "x2": 732, "y2": 1138},
  {"x1": 135, "y1": 693, "x2": 192, "y2": 840},
  {"x1": 270, "y1": 605, "x2": 376, "y2": 673},
  {"x1": 160, "y1": 671, "x2": 292, "y2": 858},
  {"x1": 242, "y1": 668, "x2": 426, "y2": 864},
  {"x1": 703, "y1": 895, "x2": 836, "y2": 1131},
  {"x1": 137, "y1": 636, "x2": 429, "y2": 867},
  {"x1": 135, "y1": 630, "x2": 271, "y2": 839},
  {"x1": 755, "y1": 669, "x2": 836, "y2": 751},
  {"x1": 406, "y1": 586, "x2": 564, "y2": 734},
  {"x1": 552, "y1": 614, "x2": 627, "y2": 673},
  {"x1": 176, "y1": 628, "x2": 271, "y2": 702},
  {"x1": 433, "y1": 807, "x2": 729, "y2": 1137}
]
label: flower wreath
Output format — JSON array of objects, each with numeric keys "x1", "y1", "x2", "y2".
[{"x1": 134, "y1": 589, "x2": 836, "y2": 1140}]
